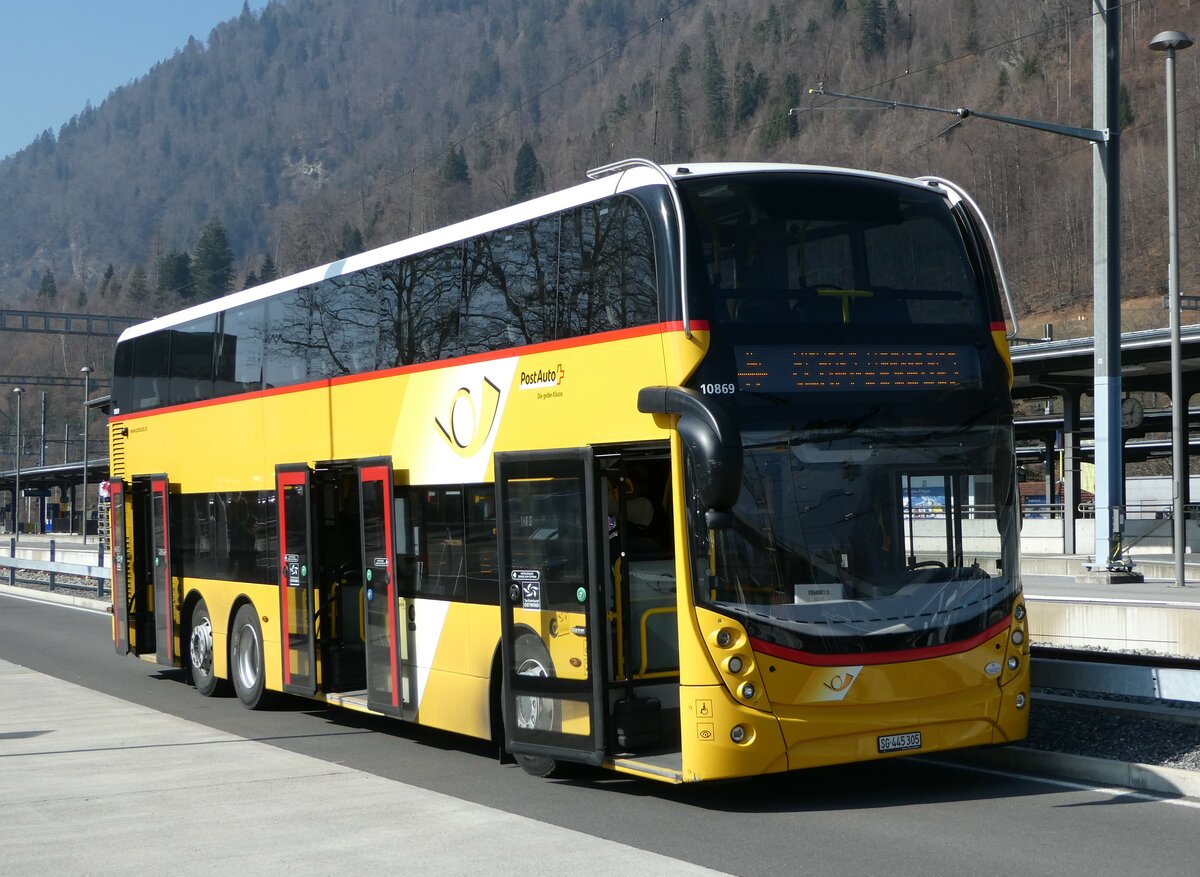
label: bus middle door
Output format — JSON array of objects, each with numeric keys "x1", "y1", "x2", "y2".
[
  {"x1": 358, "y1": 459, "x2": 404, "y2": 716},
  {"x1": 276, "y1": 465, "x2": 317, "y2": 696}
]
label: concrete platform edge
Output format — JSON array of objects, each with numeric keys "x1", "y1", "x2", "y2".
[{"x1": 0, "y1": 582, "x2": 108, "y2": 612}]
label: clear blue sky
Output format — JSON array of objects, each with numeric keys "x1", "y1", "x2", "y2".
[{"x1": 0, "y1": 1, "x2": 269, "y2": 160}]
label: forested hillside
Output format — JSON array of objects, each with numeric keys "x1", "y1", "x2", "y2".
[{"x1": 1, "y1": 0, "x2": 1197, "y2": 339}]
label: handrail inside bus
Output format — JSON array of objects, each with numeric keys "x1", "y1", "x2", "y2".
[
  {"x1": 587, "y1": 158, "x2": 692, "y2": 339},
  {"x1": 917, "y1": 175, "x2": 1020, "y2": 341}
]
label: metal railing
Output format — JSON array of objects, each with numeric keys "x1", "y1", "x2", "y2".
[{"x1": 0, "y1": 537, "x2": 109, "y2": 599}]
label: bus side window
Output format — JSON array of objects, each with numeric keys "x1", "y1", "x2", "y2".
[
  {"x1": 465, "y1": 487, "x2": 498, "y2": 605},
  {"x1": 417, "y1": 488, "x2": 467, "y2": 601},
  {"x1": 215, "y1": 303, "x2": 267, "y2": 397},
  {"x1": 167, "y1": 316, "x2": 217, "y2": 406},
  {"x1": 132, "y1": 332, "x2": 171, "y2": 410}
]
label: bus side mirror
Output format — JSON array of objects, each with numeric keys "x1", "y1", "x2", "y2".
[{"x1": 638, "y1": 386, "x2": 743, "y2": 529}]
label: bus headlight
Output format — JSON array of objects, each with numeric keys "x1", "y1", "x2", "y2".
[
  {"x1": 1014, "y1": 603, "x2": 1026, "y2": 621},
  {"x1": 741, "y1": 682, "x2": 756, "y2": 700},
  {"x1": 1011, "y1": 630, "x2": 1024, "y2": 646},
  {"x1": 728, "y1": 656, "x2": 743, "y2": 674},
  {"x1": 1007, "y1": 656, "x2": 1019, "y2": 671},
  {"x1": 716, "y1": 629, "x2": 733, "y2": 648},
  {"x1": 731, "y1": 725, "x2": 747, "y2": 743},
  {"x1": 1015, "y1": 692, "x2": 1027, "y2": 709}
]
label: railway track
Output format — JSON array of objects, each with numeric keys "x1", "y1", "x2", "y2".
[
  {"x1": 1031, "y1": 645, "x2": 1200, "y2": 723},
  {"x1": 0, "y1": 565, "x2": 107, "y2": 600}
]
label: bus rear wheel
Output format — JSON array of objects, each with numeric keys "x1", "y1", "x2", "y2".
[
  {"x1": 230, "y1": 603, "x2": 268, "y2": 709},
  {"x1": 188, "y1": 599, "x2": 225, "y2": 697}
]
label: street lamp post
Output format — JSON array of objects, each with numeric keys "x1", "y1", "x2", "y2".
[
  {"x1": 80, "y1": 366, "x2": 93, "y2": 544},
  {"x1": 1150, "y1": 30, "x2": 1194, "y2": 588},
  {"x1": 12, "y1": 387, "x2": 24, "y2": 541}
]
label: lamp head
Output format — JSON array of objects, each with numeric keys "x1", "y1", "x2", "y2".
[
  {"x1": 1150, "y1": 31, "x2": 1194, "y2": 52},
  {"x1": 12, "y1": 387, "x2": 23, "y2": 397}
]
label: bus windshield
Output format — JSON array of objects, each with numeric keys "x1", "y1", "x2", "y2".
[
  {"x1": 679, "y1": 170, "x2": 990, "y2": 334},
  {"x1": 692, "y1": 420, "x2": 1019, "y2": 657}
]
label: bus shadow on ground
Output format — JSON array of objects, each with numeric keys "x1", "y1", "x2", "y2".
[{"x1": 557, "y1": 756, "x2": 1089, "y2": 813}]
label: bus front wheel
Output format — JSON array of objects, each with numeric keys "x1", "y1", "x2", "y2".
[
  {"x1": 230, "y1": 604, "x2": 267, "y2": 709},
  {"x1": 512, "y1": 634, "x2": 564, "y2": 778}
]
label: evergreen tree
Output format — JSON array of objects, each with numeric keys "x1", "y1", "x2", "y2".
[
  {"x1": 125, "y1": 264, "x2": 149, "y2": 304},
  {"x1": 858, "y1": 0, "x2": 886, "y2": 58},
  {"x1": 158, "y1": 250, "x2": 195, "y2": 300},
  {"x1": 259, "y1": 253, "x2": 278, "y2": 283},
  {"x1": 665, "y1": 44, "x2": 692, "y2": 133},
  {"x1": 734, "y1": 61, "x2": 769, "y2": 126},
  {"x1": 38, "y1": 269, "x2": 58, "y2": 301},
  {"x1": 98, "y1": 263, "x2": 115, "y2": 298},
  {"x1": 336, "y1": 223, "x2": 365, "y2": 260},
  {"x1": 193, "y1": 219, "x2": 235, "y2": 299},
  {"x1": 702, "y1": 35, "x2": 727, "y2": 139},
  {"x1": 441, "y1": 145, "x2": 470, "y2": 184},
  {"x1": 512, "y1": 141, "x2": 544, "y2": 201}
]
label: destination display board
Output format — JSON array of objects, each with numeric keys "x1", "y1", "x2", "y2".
[{"x1": 736, "y1": 346, "x2": 978, "y2": 392}]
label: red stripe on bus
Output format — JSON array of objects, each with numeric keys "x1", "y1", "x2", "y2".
[
  {"x1": 990, "y1": 321, "x2": 1006, "y2": 333},
  {"x1": 749, "y1": 614, "x2": 1014, "y2": 667},
  {"x1": 108, "y1": 320, "x2": 708, "y2": 423}
]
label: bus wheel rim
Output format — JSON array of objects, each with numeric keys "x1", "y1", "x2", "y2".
[
  {"x1": 189, "y1": 618, "x2": 213, "y2": 673},
  {"x1": 237, "y1": 624, "x2": 260, "y2": 688},
  {"x1": 516, "y1": 657, "x2": 549, "y2": 729}
]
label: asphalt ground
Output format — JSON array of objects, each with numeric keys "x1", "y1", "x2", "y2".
[
  {"x1": 0, "y1": 653, "x2": 725, "y2": 876},
  {"x1": 3, "y1": 587, "x2": 1199, "y2": 877}
]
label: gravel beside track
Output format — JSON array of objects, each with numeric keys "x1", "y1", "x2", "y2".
[{"x1": 1024, "y1": 701, "x2": 1200, "y2": 771}]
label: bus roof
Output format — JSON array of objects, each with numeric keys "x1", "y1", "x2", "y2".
[{"x1": 116, "y1": 161, "x2": 944, "y2": 343}]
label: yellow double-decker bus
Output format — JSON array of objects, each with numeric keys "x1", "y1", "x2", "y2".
[{"x1": 109, "y1": 159, "x2": 1029, "y2": 783}]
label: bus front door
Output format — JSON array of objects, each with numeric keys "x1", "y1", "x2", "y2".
[
  {"x1": 495, "y1": 449, "x2": 607, "y2": 768},
  {"x1": 358, "y1": 459, "x2": 403, "y2": 716},
  {"x1": 276, "y1": 465, "x2": 317, "y2": 696},
  {"x1": 109, "y1": 479, "x2": 131, "y2": 654}
]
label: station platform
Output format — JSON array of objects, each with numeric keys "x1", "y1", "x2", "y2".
[
  {"x1": 1021, "y1": 554, "x2": 1199, "y2": 657},
  {"x1": 0, "y1": 656, "x2": 722, "y2": 876}
]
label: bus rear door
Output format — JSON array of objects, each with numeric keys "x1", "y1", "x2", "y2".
[
  {"x1": 276, "y1": 465, "x2": 317, "y2": 696},
  {"x1": 124, "y1": 475, "x2": 173, "y2": 664},
  {"x1": 495, "y1": 449, "x2": 607, "y2": 768}
]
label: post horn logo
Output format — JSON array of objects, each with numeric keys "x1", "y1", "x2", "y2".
[
  {"x1": 809, "y1": 665, "x2": 862, "y2": 702},
  {"x1": 435, "y1": 376, "x2": 502, "y2": 456},
  {"x1": 823, "y1": 672, "x2": 855, "y2": 693}
]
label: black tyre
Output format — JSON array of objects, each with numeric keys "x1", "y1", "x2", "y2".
[
  {"x1": 188, "y1": 599, "x2": 225, "y2": 697},
  {"x1": 230, "y1": 603, "x2": 268, "y2": 709},
  {"x1": 511, "y1": 634, "x2": 563, "y2": 778}
]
